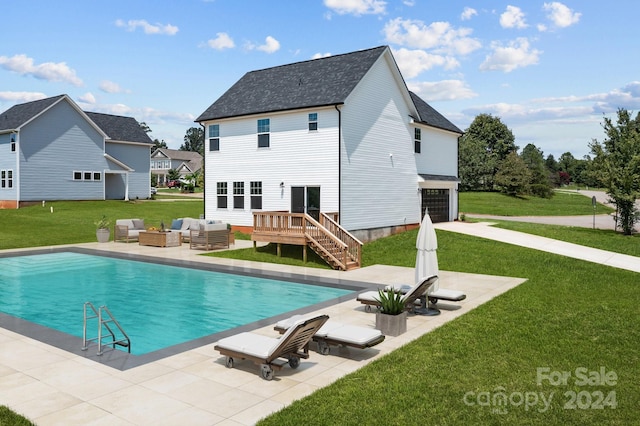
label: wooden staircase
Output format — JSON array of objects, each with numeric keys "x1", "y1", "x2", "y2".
[{"x1": 252, "y1": 212, "x2": 362, "y2": 271}]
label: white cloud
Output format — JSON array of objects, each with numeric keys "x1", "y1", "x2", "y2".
[
  {"x1": 78, "y1": 92, "x2": 96, "y2": 104},
  {"x1": 543, "y1": 2, "x2": 581, "y2": 28},
  {"x1": 0, "y1": 54, "x2": 83, "y2": 86},
  {"x1": 115, "y1": 19, "x2": 179, "y2": 35},
  {"x1": 323, "y1": 0, "x2": 386, "y2": 15},
  {"x1": 500, "y1": 5, "x2": 528, "y2": 29},
  {"x1": 479, "y1": 38, "x2": 541, "y2": 72},
  {"x1": 0, "y1": 91, "x2": 47, "y2": 103},
  {"x1": 383, "y1": 18, "x2": 481, "y2": 56},
  {"x1": 393, "y1": 48, "x2": 459, "y2": 78},
  {"x1": 408, "y1": 79, "x2": 477, "y2": 101},
  {"x1": 207, "y1": 32, "x2": 235, "y2": 50},
  {"x1": 251, "y1": 36, "x2": 280, "y2": 53},
  {"x1": 99, "y1": 80, "x2": 130, "y2": 94},
  {"x1": 461, "y1": 7, "x2": 477, "y2": 21},
  {"x1": 312, "y1": 52, "x2": 332, "y2": 59}
]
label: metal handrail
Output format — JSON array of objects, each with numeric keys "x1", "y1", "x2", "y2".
[{"x1": 81, "y1": 302, "x2": 131, "y2": 355}]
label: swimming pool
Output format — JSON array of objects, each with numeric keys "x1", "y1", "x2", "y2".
[{"x1": 0, "y1": 250, "x2": 360, "y2": 365}]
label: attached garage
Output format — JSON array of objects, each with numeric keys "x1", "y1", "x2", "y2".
[{"x1": 419, "y1": 174, "x2": 459, "y2": 222}]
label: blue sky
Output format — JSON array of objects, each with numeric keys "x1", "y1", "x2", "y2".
[{"x1": 2, "y1": 0, "x2": 638, "y2": 158}]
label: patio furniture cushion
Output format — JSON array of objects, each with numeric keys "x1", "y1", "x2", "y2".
[{"x1": 170, "y1": 219, "x2": 183, "y2": 230}]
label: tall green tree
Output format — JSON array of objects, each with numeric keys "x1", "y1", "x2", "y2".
[
  {"x1": 494, "y1": 151, "x2": 531, "y2": 196},
  {"x1": 152, "y1": 138, "x2": 168, "y2": 149},
  {"x1": 459, "y1": 114, "x2": 518, "y2": 191},
  {"x1": 521, "y1": 143, "x2": 552, "y2": 198},
  {"x1": 180, "y1": 127, "x2": 204, "y2": 155},
  {"x1": 589, "y1": 109, "x2": 640, "y2": 235}
]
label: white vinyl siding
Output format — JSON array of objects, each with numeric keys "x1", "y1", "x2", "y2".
[
  {"x1": 203, "y1": 108, "x2": 339, "y2": 226},
  {"x1": 339, "y1": 54, "x2": 421, "y2": 231}
]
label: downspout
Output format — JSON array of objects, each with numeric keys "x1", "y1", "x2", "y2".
[
  {"x1": 335, "y1": 104, "x2": 342, "y2": 224},
  {"x1": 199, "y1": 122, "x2": 206, "y2": 219},
  {"x1": 13, "y1": 132, "x2": 20, "y2": 209}
]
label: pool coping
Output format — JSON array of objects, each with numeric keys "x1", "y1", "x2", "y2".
[{"x1": 0, "y1": 247, "x2": 378, "y2": 371}]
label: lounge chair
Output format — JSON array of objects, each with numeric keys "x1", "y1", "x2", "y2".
[
  {"x1": 356, "y1": 275, "x2": 438, "y2": 313},
  {"x1": 214, "y1": 314, "x2": 329, "y2": 380},
  {"x1": 386, "y1": 279, "x2": 466, "y2": 314},
  {"x1": 274, "y1": 315, "x2": 385, "y2": 355}
]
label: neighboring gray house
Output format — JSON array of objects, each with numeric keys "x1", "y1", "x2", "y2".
[
  {"x1": 0, "y1": 94, "x2": 153, "y2": 208},
  {"x1": 150, "y1": 148, "x2": 202, "y2": 186},
  {"x1": 196, "y1": 46, "x2": 462, "y2": 240}
]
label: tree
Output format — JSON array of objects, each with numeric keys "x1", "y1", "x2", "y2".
[
  {"x1": 521, "y1": 143, "x2": 552, "y2": 198},
  {"x1": 167, "y1": 168, "x2": 180, "y2": 181},
  {"x1": 494, "y1": 151, "x2": 531, "y2": 196},
  {"x1": 139, "y1": 121, "x2": 152, "y2": 133},
  {"x1": 152, "y1": 138, "x2": 167, "y2": 149},
  {"x1": 459, "y1": 114, "x2": 518, "y2": 191},
  {"x1": 459, "y1": 137, "x2": 494, "y2": 191},
  {"x1": 180, "y1": 127, "x2": 204, "y2": 155},
  {"x1": 589, "y1": 108, "x2": 640, "y2": 235}
]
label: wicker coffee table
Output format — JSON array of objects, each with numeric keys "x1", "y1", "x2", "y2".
[{"x1": 138, "y1": 231, "x2": 181, "y2": 247}]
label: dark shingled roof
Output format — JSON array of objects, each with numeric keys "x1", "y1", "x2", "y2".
[
  {"x1": 0, "y1": 95, "x2": 65, "y2": 131},
  {"x1": 0, "y1": 94, "x2": 152, "y2": 144},
  {"x1": 196, "y1": 46, "x2": 389, "y2": 122},
  {"x1": 85, "y1": 112, "x2": 153, "y2": 144},
  {"x1": 410, "y1": 92, "x2": 462, "y2": 134}
]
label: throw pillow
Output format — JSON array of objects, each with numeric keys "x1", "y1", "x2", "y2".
[
  {"x1": 132, "y1": 219, "x2": 145, "y2": 230},
  {"x1": 171, "y1": 219, "x2": 183, "y2": 230}
]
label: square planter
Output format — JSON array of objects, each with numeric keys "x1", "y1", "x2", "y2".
[{"x1": 375, "y1": 310, "x2": 407, "y2": 336}]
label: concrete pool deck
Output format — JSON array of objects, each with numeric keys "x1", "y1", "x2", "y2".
[{"x1": 0, "y1": 240, "x2": 526, "y2": 425}]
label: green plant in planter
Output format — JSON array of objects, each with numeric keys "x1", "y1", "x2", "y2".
[
  {"x1": 376, "y1": 288, "x2": 405, "y2": 315},
  {"x1": 94, "y1": 215, "x2": 110, "y2": 229}
]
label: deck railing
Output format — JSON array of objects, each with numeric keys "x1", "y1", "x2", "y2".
[{"x1": 252, "y1": 212, "x2": 362, "y2": 270}]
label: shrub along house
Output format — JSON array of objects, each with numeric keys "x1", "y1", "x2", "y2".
[
  {"x1": 0, "y1": 94, "x2": 153, "y2": 208},
  {"x1": 196, "y1": 46, "x2": 462, "y2": 269}
]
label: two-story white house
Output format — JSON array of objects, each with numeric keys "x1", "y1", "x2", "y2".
[{"x1": 195, "y1": 45, "x2": 462, "y2": 242}]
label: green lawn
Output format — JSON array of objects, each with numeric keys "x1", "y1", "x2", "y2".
[
  {"x1": 0, "y1": 200, "x2": 204, "y2": 249},
  {"x1": 259, "y1": 229, "x2": 639, "y2": 425},
  {"x1": 1, "y1": 196, "x2": 638, "y2": 425},
  {"x1": 459, "y1": 191, "x2": 614, "y2": 216}
]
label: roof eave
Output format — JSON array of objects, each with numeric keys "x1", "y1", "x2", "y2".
[{"x1": 195, "y1": 102, "x2": 345, "y2": 123}]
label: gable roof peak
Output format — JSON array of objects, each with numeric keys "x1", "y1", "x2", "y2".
[{"x1": 196, "y1": 46, "x2": 390, "y2": 122}]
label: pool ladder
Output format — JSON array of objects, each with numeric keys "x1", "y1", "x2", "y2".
[{"x1": 82, "y1": 302, "x2": 131, "y2": 355}]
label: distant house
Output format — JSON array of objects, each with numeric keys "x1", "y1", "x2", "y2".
[
  {"x1": 196, "y1": 46, "x2": 462, "y2": 241},
  {"x1": 150, "y1": 148, "x2": 202, "y2": 186},
  {"x1": 0, "y1": 94, "x2": 153, "y2": 208}
]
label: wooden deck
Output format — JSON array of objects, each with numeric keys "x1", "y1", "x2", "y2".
[{"x1": 252, "y1": 212, "x2": 362, "y2": 270}]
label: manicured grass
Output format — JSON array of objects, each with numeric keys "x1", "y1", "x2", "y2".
[
  {"x1": 0, "y1": 200, "x2": 204, "y2": 249},
  {"x1": 259, "y1": 230, "x2": 639, "y2": 425},
  {"x1": 460, "y1": 191, "x2": 614, "y2": 216},
  {"x1": 207, "y1": 242, "x2": 333, "y2": 269},
  {"x1": 0, "y1": 406, "x2": 36, "y2": 426}
]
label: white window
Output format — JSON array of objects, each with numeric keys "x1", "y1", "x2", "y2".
[
  {"x1": 257, "y1": 119, "x2": 270, "y2": 148},
  {"x1": 308, "y1": 113, "x2": 318, "y2": 131},
  {"x1": 250, "y1": 181, "x2": 262, "y2": 210},
  {"x1": 209, "y1": 124, "x2": 220, "y2": 151},
  {"x1": 233, "y1": 181, "x2": 244, "y2": 209},
  {"x1": 1, "y1": 169, "x2": 13, "y2": 189}
]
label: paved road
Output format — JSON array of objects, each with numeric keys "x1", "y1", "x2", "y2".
[{"x1": 464, "y1": 190, "x2": 640, "y2": 233}]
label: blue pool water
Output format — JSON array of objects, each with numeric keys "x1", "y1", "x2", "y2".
[{"x1": 0, "y1": 252, "x2": 352, "y2": 355}]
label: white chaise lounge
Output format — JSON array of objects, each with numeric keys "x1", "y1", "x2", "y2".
[
  {"x1": 274, "y1": 315, "x2": 385, "y2": 355},
  {"x1": 214, "y1": 314, "x2": 328, "y2": 380},
  {"x1": 356, "y1": 275, "x2": 438, "y2": 313}
]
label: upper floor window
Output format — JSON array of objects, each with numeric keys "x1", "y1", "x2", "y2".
[
  {"x1": 217, "y1": 181, "x2": 228, "y2": 209},
  {"x1": 233, "y1": 181, "x2": 244, "y2": 209},
  {"x1": 209, "y1": 124, "x2": 220, "y2": 151},
  {"x1": 250, "y1": 181, "x2": 262, "y2": 210},
  {"x1": 308, "y1": 113, "x2": 318, "y2": 131},
  {"x1": 414, "y1": 128, "x2": 421, "y2": 154},
  {"x1": 257, "y1": 119, "x2": 270, "y2": 148}
]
